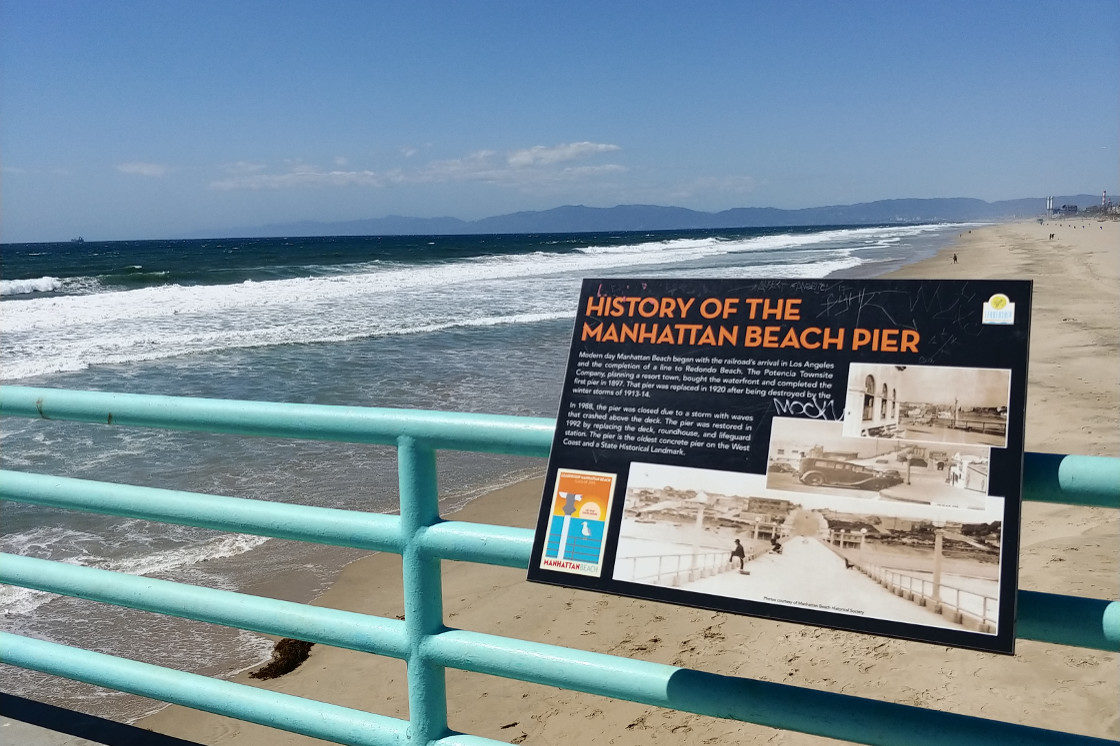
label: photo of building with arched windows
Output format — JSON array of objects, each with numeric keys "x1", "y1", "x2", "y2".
[
  {"x1": 841, "y1": 364, "x2": 1011, "y2": 447},
  {"x1": 844, "y1": 365, "x2": 904, "y2": 437}
]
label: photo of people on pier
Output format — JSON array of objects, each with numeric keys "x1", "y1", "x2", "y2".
[
  {"x1": 841, "y1": 363, "x2": 1011, "y2": 447},
  {"x1": 612, "y1": 463, "x2": 781, "y2": 591},
  {"x1": 613, "y1": 461, "x2": 1003, "y2": 633},
  {"x1": 767, "y1": 418, "x2": 993, "y2": 510}
]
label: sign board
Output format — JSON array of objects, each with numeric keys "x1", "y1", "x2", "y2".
[{"x1": 528, "y1": 279, "x2": 1031, "y2": 654}]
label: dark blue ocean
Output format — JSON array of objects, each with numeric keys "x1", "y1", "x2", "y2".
[{"x1": 0, "y1": 223, "x2": 969, "y2": 720}]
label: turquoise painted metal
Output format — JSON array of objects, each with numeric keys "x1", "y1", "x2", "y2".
[
  {"x1": 0, "y1": 553, "x2": 410, "y2": 658},
  {"x1": 1, "y1": 385, "x2": 1118, "y2": 746},
  {"x1": 0, "y1": 385, "x2": 555, "y2": 455},
  {"x1": 398, "y1": 436, "x2": 450, "y2": 744},
  {"x1": 1021, "y1": 452, "x2": 1120, "y2": 508},
  {"x1": 0, "y1": 469, "x2": 1114, "y2": 652},
  {"x1": 0, "y1": 633, "x2": 499, "y2": 746}
]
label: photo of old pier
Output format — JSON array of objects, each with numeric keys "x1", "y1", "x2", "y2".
[{"x1": 613, "y1": 461, "x2": 1002, "y2": 632}]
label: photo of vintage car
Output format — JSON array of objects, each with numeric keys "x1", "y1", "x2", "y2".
[{"x1": 797, "y1": 457, "x2": 905, "y2": 491}]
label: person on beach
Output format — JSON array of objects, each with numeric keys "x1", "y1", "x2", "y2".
[
  {"x1": 953, "y1": 253, "x2": 958, "y2": 263},
  {"x1": 730, "y1": 538, "x2": 746, "y2": 569}
]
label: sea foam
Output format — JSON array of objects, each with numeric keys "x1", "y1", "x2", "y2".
[
  {"x1": 0, "y1": 224, "x2": 951, "y2": 380},
  {"x1": 0, "y1": 530, "x2": 269, "y2": 617},
  {"x1": 1, "y1": 276, "x2": 63, "y2": 295}
]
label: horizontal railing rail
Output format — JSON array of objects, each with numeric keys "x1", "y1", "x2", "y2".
[
  {"x1": 0, "y1": 385, "x2": 556, "y2": 454},
  {"x1": 864, "y1": 563, "x2": 999, "y2": 627},
  {"x1": 615, "y1": 549, "x2": 731, "y2": 585},
  {"x1": 611, "y1": 540, "x2": 776, "y2": 585},
  {"x1": 3, "y1": 386, "x2": 1118, "y2": 508},
  {"x1": 1, "y1": 385, "x2": 1118, "y2": 746},
  {"x1": 2, "y1": 469, "x2": 1114, "y2": 652},
  {"x1": 819, "y1": 538, "x2": 999, "y2": 628}
]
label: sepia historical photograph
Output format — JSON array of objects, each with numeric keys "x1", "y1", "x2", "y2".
[
  {"x1": 613, "y1": 462, "x2": 781, "y2": 588},
  {"x1": 614, "y1": 460, "x2": 1003, "y2": 633},
  {"x1": 767, "y1": 417, "x2": 993, "y2": 510},
  {"x1": 841, "y1": 363, "x2": 1011, "y2": 447}
]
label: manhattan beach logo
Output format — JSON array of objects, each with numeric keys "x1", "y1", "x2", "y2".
[{"x1": 982, "y1": 293, "x2": 1015, "y2": 325}]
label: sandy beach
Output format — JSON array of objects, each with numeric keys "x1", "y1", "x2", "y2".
[{"x1": 141, "y1": 219, "x2": 1119, "y2": 744}]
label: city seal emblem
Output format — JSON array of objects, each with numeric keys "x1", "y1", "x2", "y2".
[{"x1": 982, "y1": 292, "x2": 1015, "y2": 324}]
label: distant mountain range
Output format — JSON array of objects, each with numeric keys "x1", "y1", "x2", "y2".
[{"x1": 212, "y1": 194, "x2": 1104, "y2": 238}]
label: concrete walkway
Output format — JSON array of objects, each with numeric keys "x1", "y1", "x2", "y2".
[{"x1": 681, "y1": 536, "x2": 961, "y2": 628}]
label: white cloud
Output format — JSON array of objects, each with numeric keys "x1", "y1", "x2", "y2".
[
  {"x1": 418, "y1": 143, "x2": 623, "y2": 185},
  {"x1": 664, "y1": 175, "x2": 759, "y2": 202},
  {"x1": 208, "y1": 142, "x2": 624, "y2": 191},
  {"x1": 221, "y1": 161, "x2": 267, "y2": 175},
  {"x1": 507, "y1": 141, "x2": 620, "y2": 168},
  {"x1": 116, "y1": 162, "x2": 169, "y2": 177},
  {"x1": 333, "y1": 156, "x2": 348, "y2": 166},
  {"x1": 417, "y1": 150, "x2": 501, "y2": 182},
  {"x1": 210, "y1": 169, "x2": 385, "y2": 190},
  {"x1": 562, "y1": 164, "x2": 628, "y2": 176}
]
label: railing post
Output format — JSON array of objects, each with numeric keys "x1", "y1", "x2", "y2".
[{"x1": 397, "y1": 436, "x2": 448, "y2": 744}]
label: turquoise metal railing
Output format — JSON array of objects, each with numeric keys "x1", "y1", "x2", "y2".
[{"x1": 1, "y1": 385, "x2": 1117, "y2": 745}]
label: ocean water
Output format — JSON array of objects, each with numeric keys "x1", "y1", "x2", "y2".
[{"x1": 0, "y1": 223, "x2": 970, "y2": 721}]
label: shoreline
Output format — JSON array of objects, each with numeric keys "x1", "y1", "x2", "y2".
[
  {"x1": 140, "y1": 219, "x2": 1118, "y2": 742},
  {"x1": 883, "y1": 218, "x2": 1119, "y2": 457}
]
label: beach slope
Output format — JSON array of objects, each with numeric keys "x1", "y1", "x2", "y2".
[{"x1": 141, "y1": 219, "x2": 1118, "y2": 744}]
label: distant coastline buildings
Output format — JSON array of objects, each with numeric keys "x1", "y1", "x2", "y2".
[
  {"x1": 1047, "y1": 196, "x2": 1079, "y2": 215},
  {"x1": 1047, "y1": 191, "x2": 1118, "y2": 217}
]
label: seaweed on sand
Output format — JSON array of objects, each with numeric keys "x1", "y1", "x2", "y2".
[{"x1": 249, "y1": 638, "x2": 315, "y2": 679}]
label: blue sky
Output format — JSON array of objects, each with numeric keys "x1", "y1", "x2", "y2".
[{"x1": 2, "y1": 1, "x2": 1117, "y2": 242}]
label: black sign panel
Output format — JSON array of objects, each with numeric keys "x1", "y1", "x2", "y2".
[{"x1": 528, "y1": 278, "x2": 1031, "y2": 654}]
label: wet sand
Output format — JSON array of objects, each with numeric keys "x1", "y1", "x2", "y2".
[{"x1": 141, "y1": 219, "x2": 1119, "y2": 743}]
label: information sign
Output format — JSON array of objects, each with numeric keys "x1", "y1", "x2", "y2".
[{"x1": 528, "y1": 278, "x2": 1031, "y2": 654}]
